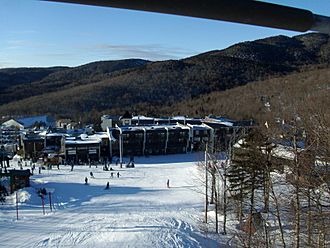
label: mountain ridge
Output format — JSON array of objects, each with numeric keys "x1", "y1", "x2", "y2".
[{"x1": 0, "y1": 33, "x2": 329, "y2": 121}]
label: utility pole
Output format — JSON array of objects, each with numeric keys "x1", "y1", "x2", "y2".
[
  {"x1": 119, "y1": 128, "x2": 123, "y2": 168},
  {"x1": 205, "y1": 142, "x2": 208, "y2": 223}
]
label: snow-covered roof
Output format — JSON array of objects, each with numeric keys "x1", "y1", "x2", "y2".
[
  {"x1": 206, "y1": 116, "x2": 234, "y2": 122},
  {"x1": 65, "y1": 138, "x2": 101, "y2": 145},
  {"x1": 101, "y1": 115, "x2": 120, "y2": 121},
  {"x1": 233, "y1": 139, "x2": 245, "y2": 148},
  {"x1": 271, "y1": 144, "x2": 302, "y2": 160},
  {"x1": 38, "y1": 130, "x2": 47, "y2": 136},
  {"x1": 132, "y1": 115, "x2": 154, "y2": 121},
  {"x1": 94, "y1": 132, "x2": 109, "y2": 139},
  {"x1": 1, "y1": 119, "x2": 24, "y2": 129},
  {"x1": 170, "y1": 116, "x2": 197, "y2": 121},
  {"x1": 64, "y1": 133, "x2": 103, "y2": 145},
  {"x1": 65, "y1": 140, "x2": 100, "y2": 145},
  {"x1": 45, "y1": 133, "x2": 66, "y2": 137},
  {"x1": 205, "y1": 120, "x2": 234, "y2": 127},
  {"x1": 203, "y1": 116, "x2": 235, "y2": 127},
  {"x1": 166, "y1": 125, "x2": 190, "y2": 130},
  {"x1": 171, "y1": 116, "x2": 186, "y2": 120},
  {"x1": 119, "y1": 124, "x2": 189, "y2": 132},
  {"x1": 187, "y1": 123, "x2": 212, "y2": 130},
  {"x1": 86, "y1": 134, "x2": 105, "y2": 141},
  {"x1": 120, "y1": 126, "x2": 145, "y2": 132}
]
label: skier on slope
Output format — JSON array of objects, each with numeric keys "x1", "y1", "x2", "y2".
[
  {"x1": 85, "y1": 177, "x2": 88, "y2": 185},
  {"x1": 167, "y1": 179, "x2": 170, "y2": 188}
]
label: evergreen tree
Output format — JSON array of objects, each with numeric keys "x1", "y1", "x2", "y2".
[{"x1": 227, "y1": 130, "x2": 265, "y2": 221}]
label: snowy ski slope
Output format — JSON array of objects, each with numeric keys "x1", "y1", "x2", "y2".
[{"x1": 0, "y1": 153, "x2": 219, "y2": 247}]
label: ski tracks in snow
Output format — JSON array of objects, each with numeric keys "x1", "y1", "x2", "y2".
[
  {"x1": 153, "y1": 217, "x2": 202, "y2": 248},
  {"x1": 30, "y1": 212, "x2": 204, "y2": 247}
]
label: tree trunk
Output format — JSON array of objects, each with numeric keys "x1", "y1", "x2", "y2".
[
  {"x1": 238, "y1": 182, "x2": 243, "y2": 222},
  {"x1": 264, "y1": 149, "x2": 271, "y2": 212},
  {"x1": 210, "y1": 169, "x2": 216, "y2": 204},
  {"x1": 270, "y1": 181, "x2": 286, "y2": 248},
  {"x1": 307, "y1": 187, "x2": 312, "y2": 247},
  {"x1": 293, "y1": 135, "x2": 300, "y2": 248},
  {"x1": 248, "y1": 180, "x2": 255, "y2": 248},
  {"x1": 215, "y1": 177, "x2": 219, "y2": 233}
]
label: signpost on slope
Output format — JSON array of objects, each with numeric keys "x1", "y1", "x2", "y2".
[
  {"x1": 41, "y1": 195, "x2": 45, "y2": 215},
  {"x1": 16, "y1": 191, "x2": 18, "y2": 220},
  {"x1": 49, "y1": 192, "x2": 52, "y2": 212},
  {"x1": 205, "y1": 142, "x2": 208, "y2": 223}
]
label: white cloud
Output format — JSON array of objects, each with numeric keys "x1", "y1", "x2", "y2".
[
  {"x1": 0, "y1": 61, "x2": 16, "y2": 69},
  {"x1": 85, "y1": 43, "x2": 196, "y2": 61},
  {"x1": 0, "y1": 42, "x2": 197, "y2": 68}
]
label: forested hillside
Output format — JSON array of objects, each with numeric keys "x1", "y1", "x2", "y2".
[
  {"x1": 0, "y1": 33, "x2": 329, "y2": 121},
  {"x1": 0, "y1": 59, "x2": 149, "y2": 106},
  {"x1": 161, "y1": 65, "x2": 330, "y2": 123}
]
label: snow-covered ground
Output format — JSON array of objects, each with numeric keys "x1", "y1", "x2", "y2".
[{"x1": 0, "y1": 153, "x2": 219, "y2": 248}]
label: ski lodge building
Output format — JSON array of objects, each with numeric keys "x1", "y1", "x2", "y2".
[{"x1": 2, "y1": 113, "x2": 253, "y2": 164}]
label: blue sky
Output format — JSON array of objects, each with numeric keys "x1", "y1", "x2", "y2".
[{"x1": 1, "y1": 0, "x2": 329, "y2": 68}]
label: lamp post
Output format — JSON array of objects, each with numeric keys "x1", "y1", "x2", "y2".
[{"x1": 119, "y1": 127, "x2": 123, "y2": 168}]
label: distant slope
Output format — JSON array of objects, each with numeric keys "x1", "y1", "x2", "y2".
[
  {"x1": 0, "y1": 33, "x2": 329, "y2": 118},
  {"x1": 0, "y1": 67, "x2": 67, "y2": 90},
  {"x1": 160, "y1": 66, "x2": 330, "y2": 123},
  {"x1": 0, "y1": 57, "x2": 291, "y2": 116},
  {"x1": 218, "y1": 33, "x2": 330, "y2": 66},
  {"x1": 0, "y1": 59, "x2": 149, "y2": 105}
]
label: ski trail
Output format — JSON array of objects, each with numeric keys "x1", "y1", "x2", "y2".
[{"x1": 1, "y1": 154, "x2": 219, "y2": 247}]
